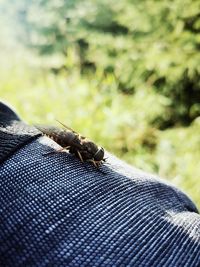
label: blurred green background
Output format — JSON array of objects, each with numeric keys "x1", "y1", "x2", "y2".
[{"x1": 0, "y1": 0, "x2": 200, "y2": 207}]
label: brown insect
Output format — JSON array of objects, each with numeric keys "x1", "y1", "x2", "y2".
[{"x1": 36, "y1": 121, "x2": 105, "y2": 167}]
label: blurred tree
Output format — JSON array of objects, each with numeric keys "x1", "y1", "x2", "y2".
[{"x1": 7, "y1": 0, "x2": 200, "y2": 127}]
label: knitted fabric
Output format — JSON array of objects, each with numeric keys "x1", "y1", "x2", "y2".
[
  {"x1": 0, "y1": 101, "x2": 41, "y2": 164},
  {"x1": 0, "y1": 134, "x2": 200, "y2": 267}
]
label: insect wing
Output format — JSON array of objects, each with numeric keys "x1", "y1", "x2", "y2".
[{"x1": 35, "y1": 125, "x2": 61, "y2": 136}]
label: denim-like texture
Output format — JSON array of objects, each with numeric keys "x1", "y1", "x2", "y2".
[
  {"x1": 0, "y1": 136, "x2": 200, "y2": 267},
  {"x1": 0, "y1": 101, "x2": 41, "y2": 164}
]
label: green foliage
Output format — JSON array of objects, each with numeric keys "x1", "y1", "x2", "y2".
[
  {"x1": 13, "y1": 0, "x2": 200, "y2": 127},
  {"x1": 156, "y1": 118, "x2": 200, "y2": 204}
]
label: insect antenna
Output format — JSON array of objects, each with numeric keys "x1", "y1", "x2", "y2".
[{"x1": 56, "y1": 119, "x2": 77, "y2": 133}]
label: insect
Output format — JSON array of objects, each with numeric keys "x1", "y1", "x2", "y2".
[{"x1": 36, "y1": 121, "x2": 105, "y2": 168}]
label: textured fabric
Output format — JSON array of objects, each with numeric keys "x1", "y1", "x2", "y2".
[
  {"x1": 0, "y1": 134, "x2": 200, "y2": 267},
  {"x1": 0, "y1": 101, "x2": 21, "y2": 121},
  {"x1": 0, "y1": 102, "x2": 41, "y2": 164}
]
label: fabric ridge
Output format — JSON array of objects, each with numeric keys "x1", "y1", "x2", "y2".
[{"x1": 0, "y1": 102, "x2": 41, "y2": 164}]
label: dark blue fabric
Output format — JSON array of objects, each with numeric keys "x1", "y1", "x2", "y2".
[
  {"x1": 0, "y1": 102, "x2": 41, "y2": 164},
  {"x1": 0, "y1": 134, "x2": 200, "y2": 267}
]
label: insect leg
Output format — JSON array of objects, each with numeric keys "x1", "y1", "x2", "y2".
[
  {"x1": 77, "y1": 151, "x2": 84, "y2": 162},
  {"x1": 86, "y1": 159, "x2": 100, "y2": 168},
  {"x1": 92, "y1": 160, "x2": 98, "y2": 168},
  {"x1": 86, "y1": 159, "x2": 106, "y2": 174}
]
